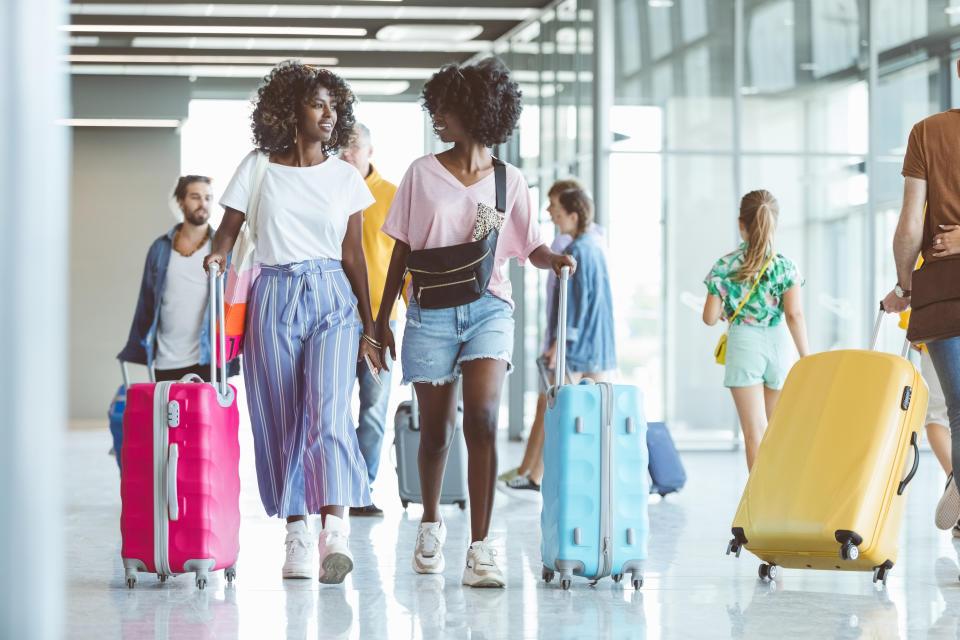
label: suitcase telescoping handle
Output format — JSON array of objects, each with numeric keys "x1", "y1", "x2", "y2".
[
  {"x1": 119, "y1": 361, "x2": 156, "y2": 392},
  {"x1": 548, "y1": 266, "x2": 571, "y2": 404},
  {"x1": 871, "y1": 302, "x2": 912, "y2": 359},
  {"x1": 207, "y1": 262, "x2": 229, "y2": 398}
]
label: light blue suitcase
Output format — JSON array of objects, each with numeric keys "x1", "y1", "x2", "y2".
[{"x1": 540, "y1": 267, "x2": 649, "y2": 590}]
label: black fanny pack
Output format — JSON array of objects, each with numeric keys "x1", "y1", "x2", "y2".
[{"x1": 406, "y1": 159, "x2": 506, "y2": 309}]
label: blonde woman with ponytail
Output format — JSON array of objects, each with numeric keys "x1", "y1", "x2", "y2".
[{"x1": 702, "y1": 190, "x2": 810, "y2": 470}]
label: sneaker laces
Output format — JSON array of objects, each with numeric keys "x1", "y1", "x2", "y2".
[
  {"x1": 418, "y1": 524, "x2": 443, "y2": 556},
  {"x1": 286, "y1": 534, "x2": 309, "y2": 560},
  {"x1": 471, "y1": 541, "x2": 498, "y2": 568}
]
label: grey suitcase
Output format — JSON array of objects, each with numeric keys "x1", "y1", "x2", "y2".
[{"x1": 393, "y1": 389, "x2": 468, "y2": 510}]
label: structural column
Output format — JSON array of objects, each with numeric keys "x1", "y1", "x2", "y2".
[{"x1": 0, "y1": 2, "x2": 68, "y2": 638}]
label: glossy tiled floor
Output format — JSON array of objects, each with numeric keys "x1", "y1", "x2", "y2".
[{"x1": 67, "y1": 418, "x2": 960, "y2": 639}]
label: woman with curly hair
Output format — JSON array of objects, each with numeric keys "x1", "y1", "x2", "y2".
[
  {"x1": 376, "y1": 57, "x2": 576, "y2": 588},
  {"x1": 204, "y1": 61, "x2": 381, "y2": 583}
]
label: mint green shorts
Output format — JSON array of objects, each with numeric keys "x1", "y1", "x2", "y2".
[{"x1": 724, "y1": 323, "x2": 793, "y2": 389}]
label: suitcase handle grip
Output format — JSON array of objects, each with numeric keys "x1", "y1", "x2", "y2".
[
  {"x1": 897, "y1": 432, "x2": 919, "y2": 496},
  {"x1": 167, "y1": 443, "x2": 179, "y2": 521}
]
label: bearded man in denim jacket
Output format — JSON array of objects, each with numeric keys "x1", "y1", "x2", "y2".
[{"x1": 118, "y1": 175, "x2": 239, "y2": 381}]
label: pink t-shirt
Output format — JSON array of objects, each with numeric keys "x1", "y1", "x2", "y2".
[{"x1": 381, "y1": 154, "x2": 543, "y2": 307}]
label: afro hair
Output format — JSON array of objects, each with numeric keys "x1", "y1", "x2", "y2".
[
  {"x1": 421, "y1": 57, "x2": 522, "y2": 147},
  {"x1": 251, "y1": 60, "x2": 356, "y2": 155}
]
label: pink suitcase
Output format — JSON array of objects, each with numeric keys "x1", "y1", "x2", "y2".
[{"x1": 120, "y1": 265, "x2": 241, "y2": 590}]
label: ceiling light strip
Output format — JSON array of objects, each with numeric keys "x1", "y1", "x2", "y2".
[
  {"x1": 62, "y1": 25, "x2": 367, "y2": 37},
  {"x1": 123, "y1": 36, "x2": 489, "y2": 52},
  {"x1": 69, "y1": 4, "x2": 537, "y2": 21},
  {"x1": 68, "y1": 64, "x2": 436, "y2": 80},
  {"x1": 58, "y1": 118, "x2": 182, "y2": 127},
  {"x1": 65, "y1": 54, "x2": 339, "y2": 65}
]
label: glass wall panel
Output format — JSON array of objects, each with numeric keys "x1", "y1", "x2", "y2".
[
  {"x1": 811, "y1": 0, "x2": 861, "y2": 78},
  {"x1": 496, "y1": 0, "x2": 960, "y2": 446},
  {"x1": 876, "y1": 59, "x2": 940, "y2": 157},
  {"x1": 874, "y1": 0, "x2": 928, "y2": 51},
  {"x1": 665, "y1": 155, "x2": 737, "y2": 435},
  {"x1": 609, "y1": 152, "x2": 664, "y2": 421}
]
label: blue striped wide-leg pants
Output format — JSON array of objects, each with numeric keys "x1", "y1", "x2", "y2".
[{"x1": 243, "y1": 259, "x2": 371, "y2": 518}]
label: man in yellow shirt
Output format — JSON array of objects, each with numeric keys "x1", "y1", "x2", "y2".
[{"x1": 341, "y1": 123, "x2": 398, "y2": 517}]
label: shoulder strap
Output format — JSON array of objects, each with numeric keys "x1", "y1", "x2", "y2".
[
  {"x1": 492, "y1": 157, "x2": 506, "y2": 213},
  {"x1": 246, "y1": 152, "x2": 269, "y2": 237},
  {"x1": 728, "y1": 252, "x2": 775, "y2": 324}
]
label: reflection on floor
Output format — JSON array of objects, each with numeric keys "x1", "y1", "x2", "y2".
[{"x1": 66, "y1": 422, "x2": 960, "y2": 639}]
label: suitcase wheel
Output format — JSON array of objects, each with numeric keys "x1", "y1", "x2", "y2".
[
  {"x1": 758, "y1": 563, "x2": 778, "y2": 581},
  {"x1": 840, "y1": 541, "x2": 859, "y2": 561},
  {"x1": 225, "y1": 567, "x2": 237, "y2": 584},
  {"x1": 611, "y1": 573, "x2": 622, "y2": 583},
  {"x1": 195, "y1": 575, "x2": 207, "y2": 590},
  {"x1": 457, "y1": 501, "x2": 467, "y2": 510},
  {"x1": 632, "y1": 576, "x2": 643, "y2": 591},
  {"x1": 726, "y1": 538, "x2": 743, "y2": 558},
  {"x1": 541, "y1": 566, "x2": 555, "y2": 583},
  {"x1": 401, "y1": 500, "x2": 409, "y2": 509},
  {"x1": 124, "y1": 567, "x2": 138, "y2": 589},
  {"x1": 561, "y1": 578, "x2": 572, "y2": 591},
  {"x1": 872, "y1": 561, "x2": 893, "y2": 586}
]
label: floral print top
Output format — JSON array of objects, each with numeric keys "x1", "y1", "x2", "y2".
[{"x1": 704, "y1": 244, "x2": 803, "y2": 327}]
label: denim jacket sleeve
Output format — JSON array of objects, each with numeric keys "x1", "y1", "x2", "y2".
[
  {"x1": 117, "y1": 242, "x2": 162, "y2": 364},
  {"x1": 564, "y1": 243, "x2": 586, "y2": 344}
]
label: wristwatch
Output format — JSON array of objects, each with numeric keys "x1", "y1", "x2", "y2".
[{"x1": 894, "y1": 284, "x2": 911, "y2": 298}]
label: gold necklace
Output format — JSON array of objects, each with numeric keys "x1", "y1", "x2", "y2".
[{"x1": 174, "y1": 226, "x2": 211, "y2": 257}]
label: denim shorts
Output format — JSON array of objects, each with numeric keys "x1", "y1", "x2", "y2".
[
  {"x1": 723, "y1": 322, "x2": 793, "y2": 389},
  {"x1": 401, "y1": 292, "x2": 515, "y2": 385}
]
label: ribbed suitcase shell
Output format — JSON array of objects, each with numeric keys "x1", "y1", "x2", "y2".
[
  {"x1": 120, "y1": 379, "x2": 241, "y2": 585},
  {"x1": 393, "y1": 400, "x2": 468, "y2": 509},
  {"x1": 731, "y1": 349, "x2": 928, "y2": 575},
  {"x1": 540, "y1": 382, "x2": 649, "y2": 586}
]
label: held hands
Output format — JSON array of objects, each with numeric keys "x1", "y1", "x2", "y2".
[
  {"x1": 203, "y1": 253, "x2": 227, "y2": 275},
  {"x1": 358, "y1": 335, "x2": 383, "y2": 372},
  {"x1": 932, "y1": 224, "x2": 960, "y2": 258},
  {"x1": 376, "y1": 323, "x2": 397, "y2": 373},
  {"x1": 551, "y1": 253, "x2": 577, "y2": 278}
]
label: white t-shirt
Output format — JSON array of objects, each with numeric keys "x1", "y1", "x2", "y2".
[
  {"x1": 155, "y1": 241, "x2": 211, "y2": 369},
  {"x1": 220, "y1": 151, "x2": 375, "y2": 266}
]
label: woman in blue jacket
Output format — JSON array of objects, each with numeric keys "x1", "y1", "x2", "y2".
[{"x1": 544, "y1": 189, "x2": 616, "y2": 381}]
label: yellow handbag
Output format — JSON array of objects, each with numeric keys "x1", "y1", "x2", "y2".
[{"x1": 715, "y1": 254, "x2": 774, "y2": 365}]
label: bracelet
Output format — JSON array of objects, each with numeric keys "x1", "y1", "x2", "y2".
[{"x1": 361, "y1": 333, "x2": 382, "y2": 348}]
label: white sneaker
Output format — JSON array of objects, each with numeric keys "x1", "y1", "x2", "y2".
[
  {"x1": 282, "y1": 520, "x2": 314, "y2": 579},
  {"x1": 413, "y1": 521, "x2": 447, "y2": 574},
  {"x1": 936, "y1": 473, "x2": 960, "y2": 530},
  {"x1": 317, "y1": 515, "x2": 354, "y2": 584},
  {"x1": 461, "y1": 539, "x2": 505, "y2": 588}
]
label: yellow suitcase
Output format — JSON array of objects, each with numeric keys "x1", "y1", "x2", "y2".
[{"x1": 727, "y1": 310, "x2": 928, "y2": 586}]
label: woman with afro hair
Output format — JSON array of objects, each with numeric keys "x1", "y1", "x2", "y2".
[
  {"x1": 204, "y1": 61, "x2": 382, "y2": 583},
  {"x1": 377, "y1": 57, "x2": 576, "y2": 588}
]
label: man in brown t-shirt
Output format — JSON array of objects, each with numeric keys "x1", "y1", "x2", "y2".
[{"x1": 883, "y1": 59, "x2": 960, "y2": 538}]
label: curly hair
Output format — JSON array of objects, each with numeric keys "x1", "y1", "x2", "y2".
[
  {"x1": 421, "y1": 56, "x2": 522, "y2": 147},
  {"x1": 251, "y1": 60, "x2": 356, "y2": 154}
]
